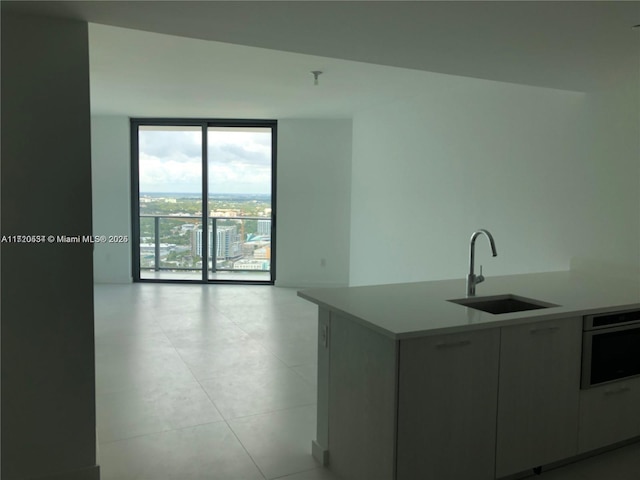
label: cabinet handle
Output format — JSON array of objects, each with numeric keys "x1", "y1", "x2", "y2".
[
  {"x1": 529, "y1": 326, "x2": 560, "y2": 334},
  {"x1": 321, "y1": 324, "x2": 329, "y2": 348},
  {"x1": 436, "y1": 339, "x2": 471, "y2": 349},
  {"x1": 604, "y1": 386, "x2": 631, "y2": 396}
]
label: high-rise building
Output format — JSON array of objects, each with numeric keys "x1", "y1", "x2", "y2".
[
  {"x1": 257, "y1": 219, "x2": 271, "y2": 236},
  {"x1": 192, "y1": 224, "x2": 241, "y2": 259},
  {"x1": 216, "y1": 225, "x2": 241, "y2": 259},
  {"x1": 191, "y1": 227, "x2": 209, "y2": 257}
]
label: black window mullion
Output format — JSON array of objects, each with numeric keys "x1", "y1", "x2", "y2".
[
  {"x1": 130, "y1": 120, "x2": 141, "y2": 281},
  {"x1": 270, "y1": 123, "x2": 277, "y2": 284},
  {"x1": 201, "y1": 123, "x2": 208, "y2": 282}
]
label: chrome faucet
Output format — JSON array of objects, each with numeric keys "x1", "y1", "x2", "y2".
[{"x1": 467, "y1": 229, "x2": 497, "y2": 297}]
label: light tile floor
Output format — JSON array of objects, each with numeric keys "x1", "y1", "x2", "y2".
[{"x1": 94, "y1": 283, "x2": 640, "y2": 480}]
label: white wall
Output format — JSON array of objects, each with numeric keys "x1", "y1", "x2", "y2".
[
  {"x1": 574, "y1": 73, "x2": 640, "y2": 276},
  {"x1": 276, "y1": 119, "x2": 352, "y2": 287},
  {"x1": 349, "y1": 72, "x2": 639, "y2": 286},
  {"x1": 91, "y1": 115, "x2": 132, "y2": 283}
]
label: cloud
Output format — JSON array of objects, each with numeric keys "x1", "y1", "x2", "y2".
[
  {"x1": 139, "y1": 129, "x2": 202, "y2": 161},
  {"x1": 139, "y1": 153, "x2": 202, "y2": 192},
  {"x1": 138, "y1": 129, "x2": 271, "y2": 194},
  {"x1": 208, "y1": 131, "x2": 271, "y2": 168}
]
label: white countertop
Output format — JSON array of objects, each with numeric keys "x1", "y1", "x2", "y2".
[{"x1": 298, "y1": 271, "x2": 640, "y2": 339}]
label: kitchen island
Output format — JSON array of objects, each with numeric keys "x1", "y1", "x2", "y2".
[{"x1": 298, "y1": 270, "x2": 640, "y2": 480}]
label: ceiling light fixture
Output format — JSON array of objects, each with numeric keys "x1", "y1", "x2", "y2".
[{"x1": 311, "y1": 70, "x2": 323, "y2": 86}]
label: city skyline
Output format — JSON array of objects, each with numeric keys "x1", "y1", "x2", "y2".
[{"x1": 138, "y1": 195, "x2": 271, "y2": 275}]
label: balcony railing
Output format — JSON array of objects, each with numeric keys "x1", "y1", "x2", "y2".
[{"x1": 139, "y1": 215, "x2": 271, "y2": 273}]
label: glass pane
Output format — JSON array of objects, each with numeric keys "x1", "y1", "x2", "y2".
[
  {"x1": 207, "y1": 127, "x2": 272, "y2": 281},
  {"x1": 138, "y1": 125, "x2": 203, "y2": 281}
]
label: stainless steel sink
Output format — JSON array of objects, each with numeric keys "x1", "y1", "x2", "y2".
[{"x1": 448, "y1": 294, "x2": 558, "y2": 314}]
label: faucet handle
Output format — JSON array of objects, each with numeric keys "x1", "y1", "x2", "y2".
[{"x1": 476, "y1": 265, "x2": 485, "y2": 284}]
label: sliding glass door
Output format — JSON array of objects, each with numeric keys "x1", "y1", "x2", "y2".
[
  {"x1": 131, "y1": 119, "x2": 276, "y2": 283},
  {"x1": 136, "y1": 125, "x2": 203, "y2": 281},
  {"x1": 207, "y1": 127, "x2": 273, "y2": 281}
]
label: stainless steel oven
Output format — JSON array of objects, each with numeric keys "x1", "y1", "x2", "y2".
[{"x1": 581, "y1": 309, "x2": 640, "y2": 389}]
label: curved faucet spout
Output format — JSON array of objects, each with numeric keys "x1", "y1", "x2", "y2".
[{"x1": 467, "y1": 229, "x2": 497, "y2": 297}]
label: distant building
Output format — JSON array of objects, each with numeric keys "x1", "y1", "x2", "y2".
[
  {"x1": 216, "y1": 226, "x2": 241, "y2": 259},
  {"x1": 140, "y1": 243, "x2": 176, "y2": 256},
  {"x1": 192, "y1": 224, "x2": 241, "y2": 259},
  {"x1": 242, "y1": 243, "x2": 257, "y2": 257},
  {"x1": 210, "y1": 210, "x2": 241, "y2": 218},
  {"x1": 233, "y1": 259, "x2": 269, "y2": 271},
  {"x1": 191, "y1": 229, "x2": 210, "y2": 257},
  {"x1": 257, "y1": 219, "x2": 271, "y2": 236},
  {"x1": 139, "y1": 243, "x2": 177, "y2": 266},
  {"x1": 254, "y1": 246, "x2": 271, "y2": 260}
]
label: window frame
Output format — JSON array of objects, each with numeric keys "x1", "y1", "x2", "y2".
[{"x1": 130, "y1": 118, "x2": 277, "y2": 284}]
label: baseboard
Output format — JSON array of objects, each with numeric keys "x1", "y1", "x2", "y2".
[
  {"x1": 93, "y1": 277, "x2": 133, "y2": 284},
  {"x1": 497, "y1": 436, "x2": 640, "y2": 479},
  {"x1": 312, "y1": 440, "x2": 329, "y2": 466}
]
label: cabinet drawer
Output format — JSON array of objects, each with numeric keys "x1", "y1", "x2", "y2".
[{"x1": 578, "y1": 377, "x2": 640, "y2": 453}]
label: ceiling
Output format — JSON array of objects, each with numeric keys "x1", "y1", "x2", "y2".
[
  {"x1": 4, "y1": 1, "x2": 639, "y2": 118},
  {"x1": 87, "y1": 23, "x2": 458, "y2": 118}
]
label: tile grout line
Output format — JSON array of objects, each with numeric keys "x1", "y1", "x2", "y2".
[
  {"x1": 189, "y1": 349, "x2": 270, "y2": 480},
  {"x1": 195, "y1": 359, "x2": 317, "y2": 479},
  {"x1": 223, "y1": 419, "x2": 269, "y2": 480},
  {"x1": 217, "y1": 401, "x2": 318, "y2": 424}
]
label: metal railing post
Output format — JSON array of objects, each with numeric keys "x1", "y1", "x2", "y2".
[
  {"x1": 154, "y1": 216, "x2": 160, "y2": 271},
  {"x1": 210, "y1": 217, "x2": 217, "y2": 273}
]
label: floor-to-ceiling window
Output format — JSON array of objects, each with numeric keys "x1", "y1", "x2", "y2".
[{"x1": 131, "y1": 119, "x2": 276, "y2": 284}]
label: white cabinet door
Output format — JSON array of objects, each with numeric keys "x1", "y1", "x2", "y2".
[
  {"x1": 578, "y1": 376, "x2": 640, "y2": 454},
  {"x1": 328, "y1": 313, "x2": 398, "y2": 480},
  {"x1": 397, "y1": 328, "x2": 500, "y2": 480},
  {"x1": 496, "y1": 317, "x2": 582, "y2": 478}
]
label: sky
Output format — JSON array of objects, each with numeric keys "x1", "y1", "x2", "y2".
[{"x1": 138, "y1": 127, "x2": 272, "y2": 195}]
